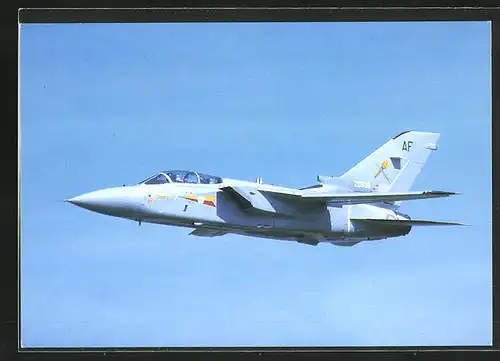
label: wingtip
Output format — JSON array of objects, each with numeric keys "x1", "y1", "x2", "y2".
[
  {"x1": 450, "y1": 221, "x2": 469, "y2": 226},
  {"x1": 426, "y1": 191, "x2": 461, "y2": 196}
]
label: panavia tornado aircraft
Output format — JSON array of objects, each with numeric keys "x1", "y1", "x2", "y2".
[{"x1": 66, "y1": 131, "x2": 464, "y2": 247}]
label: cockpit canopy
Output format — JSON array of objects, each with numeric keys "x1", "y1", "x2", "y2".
[{"x1": 139, "y1": 170, "x2": 223, "y2": 185}]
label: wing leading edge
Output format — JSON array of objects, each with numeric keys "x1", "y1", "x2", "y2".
[{"x1": 261, "y1": 189, "x2": 458, "y2": 206}]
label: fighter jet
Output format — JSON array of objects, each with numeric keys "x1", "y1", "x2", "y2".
[{"x1": 66, "y1": 131, "x2": 464, "y2": 247}]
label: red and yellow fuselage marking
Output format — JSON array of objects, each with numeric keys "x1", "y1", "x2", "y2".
[
  {"x1": 181, "y1": 195, "x2": 216, "y2": 207},
  {"x1": 152, "y1": 194, "x2": 216, "y2": 207},
  {"x1": 202, "y1": 196, "x2": 216, "y2": 207}
]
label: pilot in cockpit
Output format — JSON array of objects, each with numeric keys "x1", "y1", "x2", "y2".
[{"x1": 165, "y1": 172, "x2": 182, "y2": 183}]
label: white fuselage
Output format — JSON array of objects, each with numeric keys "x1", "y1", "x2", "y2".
[{"x1": 67, "y1": 178, "x2": 410, "y2": 245}]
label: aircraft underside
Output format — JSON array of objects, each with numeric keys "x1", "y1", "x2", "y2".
[{"x1": 140, "y1": 215, "x2": 400, "y2": 247}]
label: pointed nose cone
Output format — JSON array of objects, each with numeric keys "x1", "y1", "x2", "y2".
[
  {"x1": 66, "y1": 195, "x2": 91, "y2": 207},
  {"x1": 66, "y1": 187, "x2": 142, "y2": 216}
]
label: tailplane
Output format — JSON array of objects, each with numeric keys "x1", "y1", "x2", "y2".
[
  {"x1": 340, "y1": 131, "x2": 440, "y2": 193},
  {"x1": 351, "y1": 218, "x2": 467, "y2": 227}
]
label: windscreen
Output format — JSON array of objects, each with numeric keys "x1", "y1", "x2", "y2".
[{"x1": 139, "y1": 173, "x2": 169, "y2": 185}]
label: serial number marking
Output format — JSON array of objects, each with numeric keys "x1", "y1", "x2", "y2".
[{"x1": 354, "y1": 181, "x2": 371, "y2": 189}]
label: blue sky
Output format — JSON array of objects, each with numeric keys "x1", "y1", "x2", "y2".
[{"x1": 20, "y1": 21, "x2": 491, "y2": 347}]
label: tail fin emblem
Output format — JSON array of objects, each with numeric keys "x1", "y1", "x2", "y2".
[{"x1": 374, "y1": 160, "x2": 390, "y2": 181}]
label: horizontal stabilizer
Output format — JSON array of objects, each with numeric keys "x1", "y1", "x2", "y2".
[{"x1": 351, "y1": 219, "x2": 467, "y2": 226}]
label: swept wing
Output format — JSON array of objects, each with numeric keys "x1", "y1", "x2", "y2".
[
  {"x1": 298, "y1": 190, "x2": 457, "y2": 206},
  {"x1": 258, "y1": 188, "x2": 457, "y2": 206}
]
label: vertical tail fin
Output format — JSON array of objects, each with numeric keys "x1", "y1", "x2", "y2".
[{"x1": 340, "y1": 131, "x2": 440, "y2": 192}]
